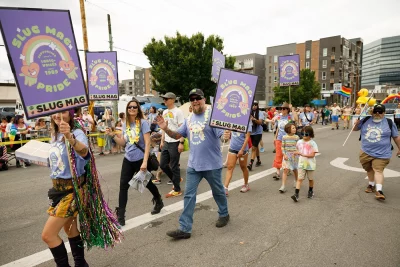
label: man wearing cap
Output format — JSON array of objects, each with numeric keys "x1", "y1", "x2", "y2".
[
  {"x1": 159, "y1": 92, "x2": 185, "y2": 198},
  {"x1": 247, "y1": 101, "x2": 265, "y2": 170},
  {"x1": 297, "y1": 104, "x2": 315, "y2": 138},
  {"x1": 354, "y1": 104, "x2": 400, "y2": 200},
  {"x1": 156, "y1": 88, "x2": 230, "y2": 239}
]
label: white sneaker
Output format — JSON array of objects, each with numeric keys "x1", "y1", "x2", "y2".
[
  {"x1": 279, "y1": 186, "x2": 286, "y2": 193},
  {"x1": 167, "y1": 181, "x2": 173, "y2": 185},
  {"x1": 240, "y1": 184, "x2": 250, "y2": 193}
]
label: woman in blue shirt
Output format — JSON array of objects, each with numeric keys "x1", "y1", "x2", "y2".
[
  {"x1": 42, "y1": 109, "x2": 90, "y2": 267},
  {"x1": 107, "y1": 99, "x2": 164, "y2": 226}
]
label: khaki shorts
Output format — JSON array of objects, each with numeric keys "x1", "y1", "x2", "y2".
[
  {"x1": 298, "y1": 169, "x2": 314, "y2": 180},
  {"x1": 359, "y1": 151, "x2": 390, "y2": 173}
]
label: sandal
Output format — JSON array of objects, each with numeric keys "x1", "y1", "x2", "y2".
[{"x1": 272, "y1": 173, "x2": 280, "y2": 179}]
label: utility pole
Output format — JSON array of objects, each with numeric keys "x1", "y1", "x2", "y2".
[
  {"x1": 108, "y1": 14, "x2": 118, "y2": 122},
  {"x1": 79, "y1": 0, "x2": 95, "y2": 129}
]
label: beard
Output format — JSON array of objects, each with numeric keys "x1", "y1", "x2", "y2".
[{"x1": 193, "y1": 103, "x2": 205, "y2": 114}]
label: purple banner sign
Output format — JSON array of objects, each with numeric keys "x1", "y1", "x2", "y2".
[
  {"x1": 209, "y1": 68, "x2": 258, "y2": 133},
  {"x1": 0, "y1": 8, "x2": 88, "y2": 119},
  {"x1": 86, "y1": 51, "x2": 119, "y2": 100},
  {"x1": 279, "y1": 54, "x2": 300, "y2": 86},
  {"x1": 211, "y1": 48, "x2": 225, "y2": 83}
]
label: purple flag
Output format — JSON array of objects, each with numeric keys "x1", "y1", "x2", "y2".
[
  {"x1": 209, "y1": 69, "x2": 258, "y2": 133},
  {"x1": 86, "y1": 51, "x2": 119, "y2": 100},
  {"x1": 0, "y1": 8, "x2": 88, "y2": 119},
  {"x1": 279, "y1": 54, "x2": 300, "y2": 86},
  {"x1": 211, "y1": 48, "x2": 225, "y2": 83}
]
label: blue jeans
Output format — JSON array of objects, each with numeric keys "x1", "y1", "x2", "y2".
[{"x1": 179, "y1": 167, "x2": 228, "y2": 233}]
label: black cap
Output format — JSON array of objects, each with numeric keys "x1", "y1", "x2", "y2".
[
  {"x1": 372, "y1": 104, "x2": 385, "y2": 113},
  {"x1": 189, "y1": 88, "x2": 204, "y2": 98}
]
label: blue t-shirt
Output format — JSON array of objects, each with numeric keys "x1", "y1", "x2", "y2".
[
  {"x1": 274, "y1": 114, "x2": 294, "y2": 141},
  {"x1": 123, "y1": 119, "x2": 150, "y2": 162},
  {"x1": 177, "y1": 108, "x2": 224, "y2": 171},
  {"x1": 250, "y1": 111, "x2": 265, "y2": 135},
  {"x1": 358, "y1": 117, "x2": 398, "y2": 159},
  {"x1": 49, "y1": 129, "x2": 89, "y2": 179},
  {"x1": 230, "y1": 122, "x2": 252, "y2": 151},
  {"x1": 299, "y1": 112, "x2": 314, "y2": 126}
]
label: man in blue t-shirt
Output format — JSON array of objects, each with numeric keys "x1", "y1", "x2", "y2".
[
  {"x1": 156, "y1": 89, "x2": 230, "y2": 240},
  {"x1": 247, "y1": 101, "x2": 265, "y2": 171},
  {"x1": 354, "y1": 104, "x2": 400, "y2": 200}
]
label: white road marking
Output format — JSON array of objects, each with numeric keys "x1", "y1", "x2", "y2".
[
  {"x1": 330, "y1": 157, "x2": 400, "y2": 178},
  {"x1": 1, "y1": 168, "x2": 276, "y2": 267}
]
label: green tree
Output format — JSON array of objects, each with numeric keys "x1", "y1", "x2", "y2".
[
  {"x1": 143, "y1": 32, "x2": 235, "y2": 102},
  {"x1": 272, "y1": 69, "x2": 321, "y2": 107}
]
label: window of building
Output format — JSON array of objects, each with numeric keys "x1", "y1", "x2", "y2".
[
  {"x1": 306, "y1": 62, "x2": 310, "y2": 69},
  {"x1": 129, "y1": 82, "x2": 132, "y2": 85},
  {"x1": 323, "y1": 48, "x2": 328, "y2": 57},
  {"x1": 269, "y1": 66, "x2": 271, "y2": 73},
  {"x1": 322, "y1": 83, "x2": 326, "y2": 90},
  {"x1": 332, "y1": 47, "x2": 336, "y2": 53},
  {"x1": 322, "y1": 71, "x2": 326, "y2": 80},
  {"x1": 274, "y1": 65, "x2": 277, "y2": 73},
  {"x1": 274, "y1": 76, "x2": 277, "y2": 83},
  {"x1": 322, "y1": 60, "x2": 327, "y2": 68},
  {"x1": 306, "y1": 50, "x2": 310, "y2": 59},
  {"x1": 274, "y1": 55, "x2": 278, "y2": 63},
  {"x1": 269, "y1": 76, "x2": 272, "y2": 83}
]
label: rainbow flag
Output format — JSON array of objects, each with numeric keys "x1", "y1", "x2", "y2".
[{"x1": 337, "y1": 86, "x2": 351, "y2": 98}]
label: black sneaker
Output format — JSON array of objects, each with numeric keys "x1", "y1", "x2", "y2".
[
  {"x1": 255, "y1": 161, "x2": 261, "y2": 167},
  {"x1": 216, "y1": 215, "x2": 230, "y2": 228},
  {"x1": 247, "y1": 163, "x2": 253, "y2": 171},
  {"x1": 307, "y1": 191, "x2": 314, "y2": 199},
  {"x1": 166, "y1": 229, "x2": 191, "y2": 239},
  {"x1": 151, "y1": 197, "x2": 164, "y2": 215},
  {"x1": 291, "y1": 194, "x2": 299, "y2": 202}
]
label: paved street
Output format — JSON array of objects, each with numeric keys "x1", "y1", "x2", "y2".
[{"x1": 1, "y1": 124, "x2": 400, "y2": 267}]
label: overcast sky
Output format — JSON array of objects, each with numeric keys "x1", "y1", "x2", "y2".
[{"x1": 0, "y1": 0, "x2": 399, "y2": 82}]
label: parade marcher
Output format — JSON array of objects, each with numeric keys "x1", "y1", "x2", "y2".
[
  {"x1": 341, "y1": 104, "x2": 353, "y2": 129},
  {"x1": 247, "y1": 101, "x2": 265, "y2": 171},
  {"x1": 279, "y1": 123, "x2": 299, "y2": 193},
  {"x1": 291, "y1": 126, "x2": 319, "y2": 202},
  {"x1": 297, "y1": 104, "x2": 314, "y2": 138},
  {"x1": 330, "y1": 103, "x2": 341, "y2": 130},
  {"x1": 42, "y1": 109, "x2": 121, "y2": 267},
  {"x1": 394, "y1": 103, "x2": 400, "y2": 128},
  {"x1": 223, "y1": 123, "x2": 252, "y2": 196},
  {"x1": 160, "y1": 92, "x2": 185, "y2": 197},
  {"x1": 82, "y1": 108, "x2": 94, "y2": 135},
  {"x1": 156, "y1": 88, "x2": 229, "y2": 240},
  {"x1": 108, "y1": 99, "x2": 164, "y2": 226},
  {"x1": 269, "y1": 103, "x2": 293, "y2": 179},
  {"x1": 353, "y1": 104, "x2": 400, "y2": 200}
]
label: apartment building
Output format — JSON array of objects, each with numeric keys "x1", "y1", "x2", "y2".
[
  {"x1": 233, "y1": 53, "x2": 266, "y2": 101},
  {"x1": 266, "y1": 35, "x2": 363, "y2": 104}
]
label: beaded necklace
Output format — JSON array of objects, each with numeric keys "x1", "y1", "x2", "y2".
[
  {"x1": 126, "y1": 118, "x2": 141, "y2": 144},
  {"x1": 188, "y1": 106, "x2": 211, "y2": 133}
]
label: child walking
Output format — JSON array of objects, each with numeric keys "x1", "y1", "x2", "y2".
[
  {"x1": 291, "y1": 126, "x2": 318, "y2": 202},
  {"x1": 279, "y1": 123, "x2": 299, "y2": 193}
]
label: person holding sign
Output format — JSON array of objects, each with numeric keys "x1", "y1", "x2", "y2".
[
  {"x1": 223, "y1": 124, "x2": 252, "y2": 195},
  {"x1": 106, "y1": 99, "x2": 164, "y2": 226},
  {"x1": 247, "y1": 102, "x2": 265, "y2": 171},
  {"x1": 42, "y1": 110, "x2": 91, "y2": 266},
  {"x1": 156, "y1": 89, "x2": 230, "y2": 240}
]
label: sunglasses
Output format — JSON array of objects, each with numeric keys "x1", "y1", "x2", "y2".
[
  {"x1": 163, "y1": 98, "x2": 170, "y2": 101},
  {"x1": 302, "y1": 132, "x2": 310, "y2": 137},
  {"x1": 127, "y1": 106, "x2": 138, "y2": 110},
  {"x1": 253, "y1": 104, "x2": 258, "y2": 106},
  {"x1": 373, "y1": 110, "x2": 384, "y2": 114},
  {"x1": 190, "y1": 96, "x2": 203, "y2": 102}
]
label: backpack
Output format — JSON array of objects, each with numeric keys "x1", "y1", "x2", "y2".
[{"x1": 358, "y1": 117, "x2": 394, "y2": 150}]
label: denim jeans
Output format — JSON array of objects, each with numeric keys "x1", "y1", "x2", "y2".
[{"x1": 179, "y1": 167, "x2": 228, "y2": 233}]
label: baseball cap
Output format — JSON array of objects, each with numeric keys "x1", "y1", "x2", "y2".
[
  {"x1": 161, "y1": 92, "x2": 176, "y2": 99},
  {"x1": 372, "y1": 104, "x2": 385, "y2": 113},
  {"x1": 188, "y1": 88, "x2": 204, "y2": 98}
]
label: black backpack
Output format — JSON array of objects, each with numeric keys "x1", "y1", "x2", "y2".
[{"x1": 358, "y1": 116, "x2": 394, "y2": 150}]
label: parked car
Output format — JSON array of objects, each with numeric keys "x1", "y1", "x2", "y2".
[
  {"x1": 0, "y1": 107, "x2": 15, "y2": 121},
  {"x1": 383, "y1": 103, "x2": 398, "y2": 115}
]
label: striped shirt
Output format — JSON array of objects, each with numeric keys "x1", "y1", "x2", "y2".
[{"x1": 282, "y1": 134, "x2": 299, "y2": 156}]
